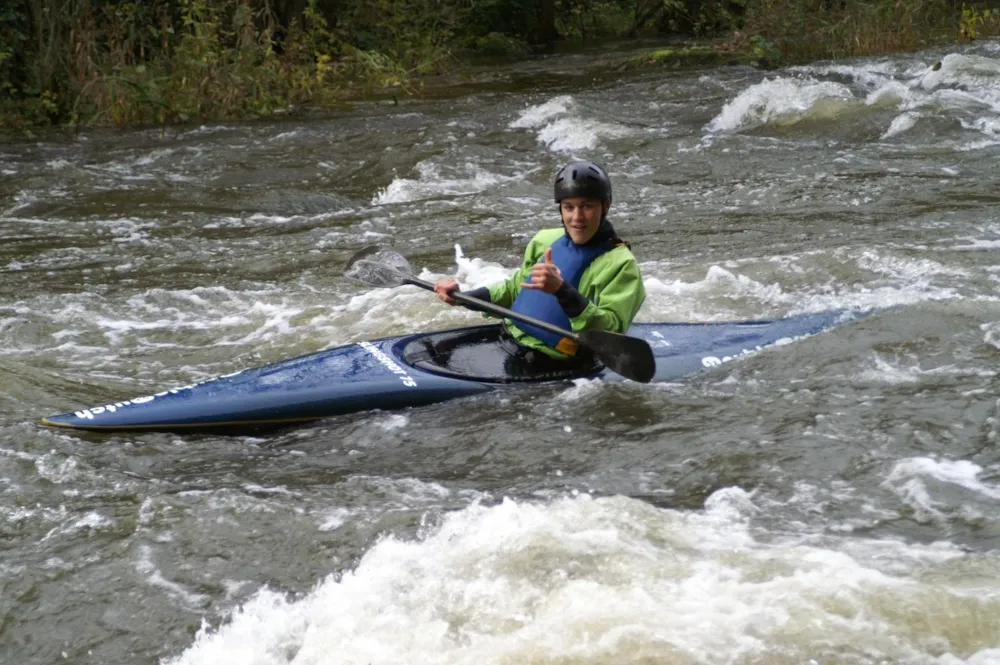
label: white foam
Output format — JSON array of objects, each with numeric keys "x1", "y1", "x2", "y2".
[
  {"x1": 132, "y1": 147, "x2": 176, "y2": 166},
  {"x1": 886, "y1": 457, "x2": 1000, "y2": 501},
  {"x1": 883, "y1": 111, "x2": 921, "y2": 138},
  {"x1": 0, "y1": 447, "x2": 36, "y2": 463},
  {"x1": 962, "y1": 116, "x2": 1000, "y2": 136},
  {"x1": 243, "y1": 484, "x2": 300, "y2": 497},
  {"x1": 98, "y1": 217, "x2": 156, "y2": 245},
  {"x1": 706, "y1": 77, "x2": 858, "y2": 133},
  {"x1": 375, "y1": 414, "x2": 410, "y2": 431},
  {"x1": 40, "y1": 511, "x2": 115, "y2": 542},
  {"x1": 794, "y1": 61, "x2": 898, "y2": 89},
  {"x1": 332, "y1": 244, "x2": 517, "y2": 334},
  {"x1": 636, "y1": 243, "x2": 967, "y2": 322},
  {"x1": 0, "y1": 504, "x2": 57, "y2": 526},
  {"x1": 136, "y1": 544, "x2": 211, "y2": 608},
  {"x1": 982, "y1": 320, "x2": 1000, "y2": 352},
  {"x1": 706, "y1": 56, "x2": 1000, "y2": 148},
  {"x1": 866, "y1": 80, "x2": 911, "y2": 108},
  {"x1": 3, "y1": 283, "x2": 336, "y2": 359},
  {"x1": 177, "y1": 124, "x2": 237, "y2": 137},
  {"x1": 878, "y1": 456, "x2": 1000, "y2": 529},
  {"x1": 166, "y1": 491, "x2": 1000, "y2": 665},
  {"x1": 334, "y1": 476, "x2": 459, "y2": 512},
  {"x1": 34, "y1": 453, "x2": 79, "y2": 484},
  {"x1": 445, "y1": 244, "x2": 512, "y2": 289},
  {"x1": 373, "y1": 161, "x2": 519, "y2": 205},
  {"x1": 917, "y1": 53, "x2": 1000, "y2": 92},
  {"x1": 535, "y1": 116, "x2": 632, "y2": 153},
  {"x1": 898, "y1": 53, "x2": 1000, "y2": 146},
  {"x1": 856, "y1": 249, "x2": 969, "y2": 281},
  {"x1": 557, "y1": 377, "x2": 607, "y2": 403},
  {"x1": 318, "y1": 508, "x2": 354, "y2": 532},
  {"x1": 3, "y1": 190, "x2": 41, "y2": 215},
  {"x1": 509, "y1": 95, "x2": 576, "y2": 129},
  {"x1": 857, "y1": 355, "x2": 924, "y2": 385},
  {"x1": 138, "y1": 497, "x2": 156, "y2": 527},
  {"x1": 509, "y1": 95, "x2": 632, "y2": 152}
]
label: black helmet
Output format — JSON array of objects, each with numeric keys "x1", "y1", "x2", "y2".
[{"x1": 554, "y1": 160, "x2": 612, "y2": 204}]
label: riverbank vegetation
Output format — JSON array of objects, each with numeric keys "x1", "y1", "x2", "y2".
[{"x1": 2, "y1": 0, "x2": 999, "y2": 131}]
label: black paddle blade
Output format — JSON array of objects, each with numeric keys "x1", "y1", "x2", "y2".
[
  {"x1": 579, "y1": 329, "x2": 656, "y2": 383},
  {"x1": 344, "y1": 246, "x2": 414, "y2": 288}
]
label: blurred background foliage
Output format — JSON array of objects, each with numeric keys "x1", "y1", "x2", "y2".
[{"x1": 2, "y1": 0, "x2": 999, "y2": 129}]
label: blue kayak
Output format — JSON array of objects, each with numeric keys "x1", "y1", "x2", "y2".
[{"x1": 40, "y1": 309, "x2": 873, "y2": 432}]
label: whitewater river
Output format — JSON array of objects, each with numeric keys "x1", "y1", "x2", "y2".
[{"x1": 4, "y1": 40, "x2": 1000, "y2": 665}]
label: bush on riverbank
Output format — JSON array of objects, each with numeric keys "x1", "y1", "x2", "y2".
[
  {"x1": 0, "y1": 0, "x2": 425, "y2": 130},
  {"x1": 742, "y1": 0, "x2": 1000, "y2": 63},
  {"x1": 2, "y1": 0, "x2": 999, "y2": 132}
]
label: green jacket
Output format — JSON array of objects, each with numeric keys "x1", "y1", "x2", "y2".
[{"x1": 486, "y1": 228, "x2": 646, "y2": 359}]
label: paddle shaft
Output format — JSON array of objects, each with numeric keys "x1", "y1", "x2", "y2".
[{"x1": 403, "y1": 275, "x2": 586, "y2": 344}]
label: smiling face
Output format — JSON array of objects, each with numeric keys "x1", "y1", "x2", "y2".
[{"x1": 560, "y1": 196, "x2": 608, "y2": 244}]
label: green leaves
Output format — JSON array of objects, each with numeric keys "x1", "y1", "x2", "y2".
[{"x1": 4, "y1": 0, "x2": 997, "y2": 131}]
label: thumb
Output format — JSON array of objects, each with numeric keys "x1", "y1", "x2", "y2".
[{"x1": 544, "y1": 247, "x2": 553, "y2": 264}]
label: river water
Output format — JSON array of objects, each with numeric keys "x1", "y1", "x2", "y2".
[{"x1": 4, "y1": 41, "x2": 1000, "y2": 665}]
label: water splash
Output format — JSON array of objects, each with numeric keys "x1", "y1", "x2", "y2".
[
  {"x1": 706, "y1": 77, "x2": 859, "y2": 133},
  {"x1": 166, "y1": 492, "x2": 1000, "y2": 665},
  {"x1": 510, "y1": 95, "x2": 632, "y2": 153}
]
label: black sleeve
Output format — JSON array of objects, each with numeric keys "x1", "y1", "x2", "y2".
[
  {"x1": 554, "y1": 282, "x2": 590, "y2": 318},
  {"x1": 460, "y1": 286, "x2": 493, "y2": 313}
]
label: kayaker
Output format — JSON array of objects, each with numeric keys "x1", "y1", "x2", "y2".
[{"x1": 433, "y1": 159, "x2": 646, "y2": 373}]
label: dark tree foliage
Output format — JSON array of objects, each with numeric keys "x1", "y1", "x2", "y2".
[{"x1": 1, "y1": 0, "x2": 993, "y2": 128}]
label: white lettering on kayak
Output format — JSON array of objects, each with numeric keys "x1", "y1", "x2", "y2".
[
  {"x1": 701, "y1": 335, "x2": 805, "y2": 369},
  {"x1": 72, "y1": 370, "x2": 245, "y2": 420},
  {"x1": 358, "y1": 341, "x2": 418, "y2": 388}
]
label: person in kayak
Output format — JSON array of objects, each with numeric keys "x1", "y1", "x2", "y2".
[{"x1": 433, "y1": 159, "x2": 645, "y2": 374}]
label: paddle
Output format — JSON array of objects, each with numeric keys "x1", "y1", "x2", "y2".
[{"x1": 345, "y1": 246, "x2": 656, "y2": 383}]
